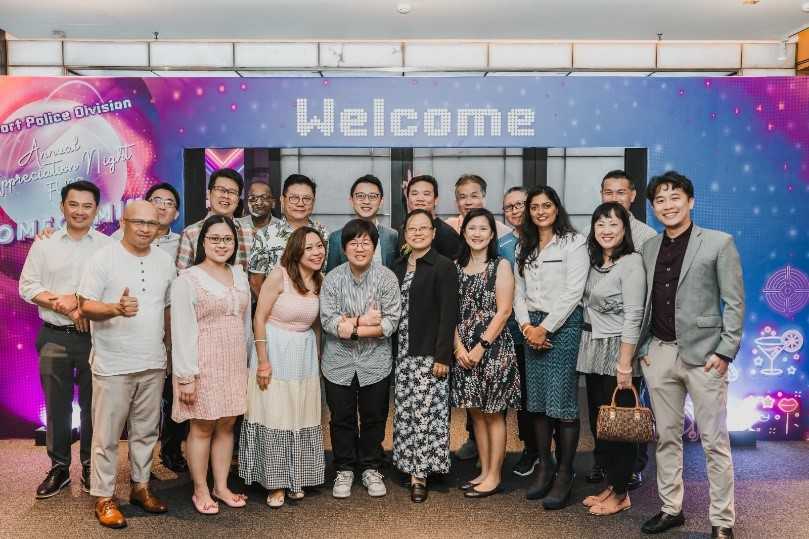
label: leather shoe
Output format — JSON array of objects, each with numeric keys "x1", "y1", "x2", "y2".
[
  {"x1": 410, "y1": 482, "x2": 428, "y2": 503},
  {"x1": 130, "y1": 483, "x2": 168, "y2": 513},
  {"x1": 459, "y1": 481, "x2": 479, "y2": 491},
  {"x1": 36, "y1": 466, "x2": 71, "y2": 499},
  {"x1": 641, "y1": 511, "x2": 685, "y2": 534},
  {"x1": 95, "y1": 497, "x2": 127, "y2": 529},
  {"x1": 626, "y1": 472, "x2": 643, "y2": 491},
  {"x1": 542, "y1": 472, "x2": 573, "y2": 510},
  {"x1": 712, "y1": 526, "x2": 734, "y2": 538},
  {"x1": 160, "y1": 451, "x2": 188, "y2": 473},
  {"x1": 464, "y1": 485, "x2": 502, "y2": 498},
  {"x1": 81, "y1": 465, "x2": 91, "y2": 493},
  {"x1": 585, "y1": 464, "x2": 606, "y2": 484}
]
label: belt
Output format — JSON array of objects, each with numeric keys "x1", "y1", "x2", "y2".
[{"x1": 43, "y1": 322, "x2": 83, "y2": 334}]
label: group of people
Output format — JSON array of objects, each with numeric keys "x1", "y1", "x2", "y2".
[{"x1": 19, "y1": 164, "x2": 743, "y2": 539}]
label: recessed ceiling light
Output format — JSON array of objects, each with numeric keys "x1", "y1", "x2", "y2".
[
  {"x1": 397, "y1": 3, "x2": 411, "y2": 14},
  {"x1": 741, "y1": 0, "x2": 760, "y2": 5}
]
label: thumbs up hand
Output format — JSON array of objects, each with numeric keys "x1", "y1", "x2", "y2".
[{"x1": 118, "y1": 287, "x2": 139, "y2": 317}]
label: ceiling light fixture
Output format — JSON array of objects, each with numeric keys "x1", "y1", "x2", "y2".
[
  {"x1": 397, "y1": 3, "x2": 411, "y2": 14},
  {"x1": 741, "y1": 0, "x2": 760, "y2": 5},
  {"x1": 802, "y1": 2, "x2": 809, "y2": 12}
]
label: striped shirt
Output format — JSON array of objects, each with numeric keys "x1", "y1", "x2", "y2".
[
  {"x1": 320, "y1": 262, "x2": 402, "y2": 387},
  {"x1": 176, "y1": 213, "x2": 254, "y2": 271}
]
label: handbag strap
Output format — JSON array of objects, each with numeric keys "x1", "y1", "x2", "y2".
[{"x1": 609, "y1": 385, "x2": 641, "y2": 409}]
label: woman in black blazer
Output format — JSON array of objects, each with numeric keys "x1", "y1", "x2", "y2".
[{"x1": 391, "y1": 209, "x2": 459, "y2": 503}]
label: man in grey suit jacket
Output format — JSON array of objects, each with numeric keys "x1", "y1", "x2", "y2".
[
  {"x1": 636, "y1": 172, "x2": 744, "y2": 539},
  {"x1": 326, "y1": 174, "x2": 399, "y2": 272}
]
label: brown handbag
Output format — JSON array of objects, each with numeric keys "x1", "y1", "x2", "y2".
[{"x1": 596, "y1": 386, "x2": 656, "y2": 443}]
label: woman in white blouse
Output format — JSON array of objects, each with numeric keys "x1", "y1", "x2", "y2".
[
  {"x1": 514, "y1": 186, "x2": 588, "y2": 510},
  {"x1": 171, "y1": 216, "x2": 252, "y2": 514}
]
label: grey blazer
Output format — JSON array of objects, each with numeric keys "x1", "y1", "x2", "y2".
[{"x1": 636, "y1": 225, "x2": 745, "y2": 366}]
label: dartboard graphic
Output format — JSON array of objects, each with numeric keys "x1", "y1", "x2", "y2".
[{"x1": 763, "y1": 266, "x2": 809, "y2": 317}]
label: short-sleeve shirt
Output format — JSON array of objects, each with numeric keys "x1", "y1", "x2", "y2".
[
  {"x1": 78, "y1": 241, "x2": 176, "y2": 376},
  {"x1": 248, "y1": 217, "x2": 329, "y2": 275}
]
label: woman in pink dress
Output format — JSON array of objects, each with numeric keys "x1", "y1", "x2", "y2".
[
  {"x1": 239, "y1": 226, "x2": 325, "y2": 508},
  {"x1": 171, "y1": 215, "x2": 252, "y2": 514}
]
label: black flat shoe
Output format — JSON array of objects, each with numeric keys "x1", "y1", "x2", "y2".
[
  {"x1": 641, "y1": 511, "x2": 686, "y2": 534},
  {"x1": 459, "y1": 481, "x2": 480, "y2": 491},
  {"x1": 542, "y1": 472, "x2": 573, "y2": 510},
  {"x1": 81, "y1": 465, "x2": 91, "y2": 493},
  {"x1": 160, "y1": 451, "x2": 188, "y2": 473},
  {"x1": 711, "y1": 526, "x2": 733, "y2": 539},
  {"x1": 464, "y1": 485, "x2": 502, "y2": 498},
  {"x1": 410, "y1": 483, "x2": 428, "y2": 503},
  {"x1": 585, "y1": 464, "x2": 606, "y2": 484},
  {"x1": 626, "y1": 472, "x2": 643, "y2": 491},
  {"x1": 36, "y1": 466, "x2": 71, "y2": 499}
]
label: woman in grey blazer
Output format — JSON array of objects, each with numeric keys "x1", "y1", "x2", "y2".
[{"x1": 576, "y1": 203, "x2": 646, "y2": 516}]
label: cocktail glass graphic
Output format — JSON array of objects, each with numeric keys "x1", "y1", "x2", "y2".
[{"x1": 755, "y1": 335, "x2": 784, "y2": 376}]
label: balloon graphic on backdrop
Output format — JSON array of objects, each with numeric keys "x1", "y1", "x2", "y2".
[{"x1": 0, "y1": 98, "x2": 127, "y2": 224}]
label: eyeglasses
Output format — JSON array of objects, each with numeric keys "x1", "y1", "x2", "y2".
[
  {"x1": 347, "y1": 239, "x2": 374, "y2": 250},
  {"x1": 247, "y1": 194, "x2": 273, "y2": 203},
  {"x1": 124, "y1": 218, "x2": 160, "y2": 229},
  {"x1": 211, "y1": 185, "x2": 240, "y2": 198},
  {"x1": 285, "y1": 194, "x2": 314, "y2": 205},
  {"x1": 204, "y1": 235, "x2": 235, "y2": 245},
  {"x1": 503, "y1": 201, "x2": 526, "y2": 213},
  {"x1": 148, "y1": 197, "x2": 177, "y2": 208},
  {"x1": 406, "y1": 225, "x2": 434, "y2": 234},
  {"x1": 353, "y1": 192, "x2": 381, "y2": 202}
]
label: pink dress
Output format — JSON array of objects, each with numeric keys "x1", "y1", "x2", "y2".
[{"x1": 171, "y1": 266, "x2": 250, "y2": 422}]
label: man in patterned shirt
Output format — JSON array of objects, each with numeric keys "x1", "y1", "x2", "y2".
[
  {"x1": 176, "y1": 168, "x2": 254, "y2": 271},
  {"x1": 248, "y1": 174, "x2": 328, "y2": 296}
]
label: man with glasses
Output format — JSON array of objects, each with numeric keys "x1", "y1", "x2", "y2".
[
  {"x1": 445, "y1": 174, "x2": 512, "y2": 238},
  {"x1": 176, "y1": 168, "x2": 254, "y2": 271},
  {"x1": 248, "y1": 173, "x2": 329, "y2": 296},
  {"x1": 321, "y1": 219, "x2": 401, "y2": 499},
  {"x1": 112, "y1": 183, "x2": 182, "y2": 260},
  {"x1": 76, "y1": 201, "x2": 176, "y2": 528},
  {"x1": 326, "y1": 174, "x2": 398, "y2": 273},
  {"x1": 237, "y1": 179, "x2": 276, "y2": 233},
  {"x1": 19, "y1": 181, "x2": 111, "y2": 499}
]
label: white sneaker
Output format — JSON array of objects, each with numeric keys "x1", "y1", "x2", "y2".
[
  {"x1": 362, "y1": 469, "x2": 387, "y2": 497},
  {"x1": 333, "y1": 470, "x2": 354, "y2": 499}
]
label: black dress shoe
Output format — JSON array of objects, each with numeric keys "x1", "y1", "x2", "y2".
[
  {"x1": 160, "y1": 451, "x2": 188, "y2": 473},
  {"x1": 410, "y1": 482, "x2": 428, "y2": 503},
  {"x1": 585, "y1": 464, "x2": 606, "y2": 484},
  {"x1": 36, "y1": 466, "x2": 71, "y2": 499},
  {"x1": 459, "y1": 481, "x2": 479, "y2": 491},
  {"x1": 542, "y1": 472, "x2": 573, "y2": 510},
  {"x1": 711, "y1": 526, "x2": 733, "y2": 538},
  {"x1": 464, "y1": 485, "x2": 502, "y2": 498},
  {"x1": 626, "y1": 472, "x2": 643, "y2": 491},
  {"x1": 81, "y1": 465, "x2": 91, "y2": 493},
  {"x1": 641, "y1": 511, "x2": 686, "y2": 534},
  {"x1": 526, "y1": 458, "x2": 557, "y2": 500}
]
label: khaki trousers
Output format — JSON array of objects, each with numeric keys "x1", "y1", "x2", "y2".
[
  {"x1": 90, "y1": 369, "x2": 165, "y2": 498},
  {"x1": 641, "y1": 338, "x2": 735, "y2": 528}
]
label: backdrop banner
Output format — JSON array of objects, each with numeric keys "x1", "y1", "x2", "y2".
[{"x1": 0, "y1": 75, "x2": 807, "y2": 439}]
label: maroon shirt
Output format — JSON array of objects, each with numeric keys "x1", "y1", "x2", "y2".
[{"x1": 650, "y1": 223, "x2": 693, "y2": 342}]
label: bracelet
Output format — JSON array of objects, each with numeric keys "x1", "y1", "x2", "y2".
[
  {"x1": 254, "y1": 339, "x2": 267, "y2": 343},
  {"x1": 615, "y1": 366, "x2": 633, "y2": 375}
]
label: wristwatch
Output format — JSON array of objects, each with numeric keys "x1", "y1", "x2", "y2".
[
  {"x1": 350, "y1": 316, "x2": 359, "y2": 341},
  {"x1": 478, "y1": 337, "x2": 492, "y2": 349}
]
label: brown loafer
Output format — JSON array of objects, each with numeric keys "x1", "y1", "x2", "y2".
[
  {"x1": 130, "y1": 483, "x2": 168, "y2": 514},
  {"x1": 95, "y1": 497, "x2": 127, "y2": 529}
]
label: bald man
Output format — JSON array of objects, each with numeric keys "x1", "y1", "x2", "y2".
[{"x1": 77, "y1": 200, "x2": 176, "y2": 528}]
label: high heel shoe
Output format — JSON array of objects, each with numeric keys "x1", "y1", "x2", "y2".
[
  {"x1": 525, "y1": 458, "x2": 557, "y2": 500},
  {"x1": 542, "y1": 472, "x2": 574, "y2": 510}
]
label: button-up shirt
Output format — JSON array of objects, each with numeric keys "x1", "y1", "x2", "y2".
[
  {"x1": 113, "y1": 228, "x2": 181, "y2": 260},
  {"x1": 19, "y1": 227, "x2": 111, "y2": 326},
  {"x1": 176, "y1": 213, "x2": 254, "y2": 271},
  {"x1": 650, "y1": 223, "x2": 693, "y2": 342},
  {"x1": 630, "y1": 214, "x2": 658, "y2": 250},
  {"x1": 248, "y1": 217, "x2": 329, "y2": 275},
  {"x1": 513, "y1": 233, "x2": 588, "y2": 332},
  {"x1": 236, "y1": 214, "x2": 274, "y2": 234},
  {"x1": 320, "y1": 262, "x2": 401, "y2": 387}
]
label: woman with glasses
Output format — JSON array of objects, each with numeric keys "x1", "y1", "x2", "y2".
[
  {"x1": 171, "y1": 215, "x2": 252, "y2": 514},
  {"x1": 514, "y1": 186, "x2": 588, "y2": 510},
  {"x1": 239, "y1": 227, "x2": 326, "y2": 509},
  {"x1": 392, "y1": 209, "x2": 459, "y2": 503}
]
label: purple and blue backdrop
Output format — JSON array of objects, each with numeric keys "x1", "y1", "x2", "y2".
[{"x1": 0, "y1": 75, "x2": 807, "y2": 439}]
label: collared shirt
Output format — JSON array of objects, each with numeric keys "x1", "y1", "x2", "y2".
[
  {"x1": 248, "y1": 217, "x2": 329, "y2": 275},
  {"x1": 320, "y1": 262, "x2": 401, "y2": 387},
  {"x1": 650, "y1": 223, "x2": 693, "y2": 342},
  {"x1": 236, "y1": 214, "x2": 274, "y2": 233},
  {"x1": 176, "y1": 213, "x2": 254, "y2": 271},
  {"x1": 78, "y1": 242, "x2": 176, "y2": 376},
  {"x1": 513, "y1": 233, "x2": 588, "y2": 332},
  {"x1": 19, "y1": 227, "x2": 111, "y2": 326},
  {"x1": 112, "y1": 228, "x2": 181, "y2": 260},
  {"x1": 629, "y1": 214, "x2": 658, "y2": 250}
]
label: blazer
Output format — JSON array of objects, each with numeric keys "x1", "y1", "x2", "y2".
[
  {"x1": 392, "y1": 247, "x2": 459, "y2": 365},
  {"x1": 636, "y1": 224, "x2": 745, "y2": 366},
  {"x1": 325, "y1": 223, "x2": 399, "y2": 272}
]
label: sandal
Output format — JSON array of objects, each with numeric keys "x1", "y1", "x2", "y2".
[
  {"x1": 588, "y1": 495, "x2": 631, "y2": 516},
  {"x1": 582, "y1": 487, "x2": 613, "y2": 507},
  {"x1": 287, "y1": 490, "x2": 305, "y2": 500},
  {"x1": 266, "y1": 490, "x2": 285, "y2": 508},
  {"x1": 211, "y1": 491, "x2": 247, "y2": 508},
  {"x1": 192, "y1": 494, "x2": 219, "y2": 515}
]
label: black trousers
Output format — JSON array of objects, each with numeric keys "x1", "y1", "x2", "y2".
[
  {"x1": 585, "y1": 373, "x2": 640, "y2": 495},
  {"x1": 160, "y1": 375, "x2": 188, "y2": 455},
  {"x1": 325, "y1": 374, "x2": 390, "y2": 472},
  {"x1": 36, "y1": 326, "x2": 92, "y2": 469}
]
